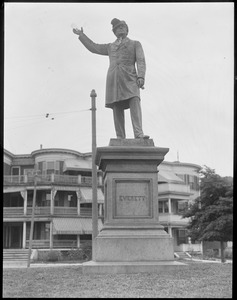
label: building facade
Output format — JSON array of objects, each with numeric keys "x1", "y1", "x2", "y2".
[
  {"x1": 3, "y1": 147, "x2": 202, "y2": 253},
  {"x1": 158, "y1": 161, "x2": 202, "y2": 252}
]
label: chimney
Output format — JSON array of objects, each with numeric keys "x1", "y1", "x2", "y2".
[{"x1": 40, "y1": 144, "x2": 43, "y2": 149}]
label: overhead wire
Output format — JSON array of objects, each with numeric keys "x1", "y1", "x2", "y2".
[
  {"x1": 5, "y1": 108, "x2": 90, "y2": 120},
  {"x1": 4, "y1": 108, "x2": 91, "y2": 131}
]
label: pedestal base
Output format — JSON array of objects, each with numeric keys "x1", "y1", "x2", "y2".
[
  {"x1": 90, "y1": 139, "x2": 181, "y2": 274},
  {"x1": 95, "y1": 228, "x2": 174, "y2": 261},
  {"x1": 82, "y1": 260, "x2": 187, "y2": 274}
]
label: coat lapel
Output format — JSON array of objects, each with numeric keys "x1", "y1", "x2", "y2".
[{"x1": 112, "y1": 37, "x2": 130, "y2": 51}]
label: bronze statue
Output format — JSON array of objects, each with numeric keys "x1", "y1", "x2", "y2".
[{"x1": 73, "y1": 18, "x2": 149, "y2": 139}]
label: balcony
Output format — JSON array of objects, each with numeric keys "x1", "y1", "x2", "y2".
[
  {"x1": 158, "y1": 183, "x2": 191, "y2": 196},
  {"x1": 158, "y1": 213, "x2": 189, "y2": 226},
  {"x1": 4, "y1": 206, "x2": 95, "y2": 218},
  {"x1": 4, "y1": 174, "x2": 101, "y2": 186}
]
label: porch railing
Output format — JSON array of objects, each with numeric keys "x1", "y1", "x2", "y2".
[
  {"x1": 27, "y1": 207, "x2": 51, "y2": 215},
  {"x1": 3, "y1": 207, "x2": 24, "y2": 216},
  {"x1": 25, "y1": 239, "x2": 77, "y2": 249},
  {"x1": 54, "y1": 207, "x2": 78, "y2": 215},
  {"x1": 80, "y1": 207, "x2": 92, "y2": 216},
  {"x1": 159, "y1": 213, "x2": 189, "y2": 225},
  {"x1": 4, "y1": 175, "x2": 100, "y2": 186},
  {"x1": 53, "y1": 240, "x2": 77, "y2": 249},
  {"x1": 54, "y1": 175, "x2": 79, "y2": 185},
  {"x1": 25, "y1": 239, "x2": 50, "y2": 248},
  {"x1": 4, "y1": 175, "x2": 26, "y2": 184},
  {"x1": 4, "y1": 206, "x2": 96, "y2": 217}
]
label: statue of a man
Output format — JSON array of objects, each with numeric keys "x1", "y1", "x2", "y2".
[{"x1": 73, "y1": 18, "x2": 149, "y2": 139}]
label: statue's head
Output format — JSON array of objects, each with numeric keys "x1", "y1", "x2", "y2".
[{"x1": 111, "y1": 18, "x2": 129, "y2": 37}]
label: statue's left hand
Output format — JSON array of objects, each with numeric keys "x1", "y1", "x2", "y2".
[{"x1": 137, "y1": 78, "x2": 145, "y2": 89}]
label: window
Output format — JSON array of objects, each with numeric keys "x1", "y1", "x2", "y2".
[
  {"x1": 26, "y1": 222, "x2": 49, "y2": 240},
  {"x1": 38, "y1": 161, "x2": 62, "y2": 175},
  {"x1": 176, "y1": 173, "x2": 200, "y2": 191},
  {"x1": 54, "y1": 193, "x2": 64, "y2": 207},
  {"x1": 10, "y1": 195, "x2": 23, "y2": 207},
  {"x1": 12, "y1": 167, "x2": 20, "y2": 176},
  {"x1": 46, "y1": 193, "x2": 51, "y2": 201},
  {"x1": 24, "y1": 169, "x2": 34, "y2": 176},
  {"x1": 158, "y1": 201, "x2": 169, "y2": 213},
  {"x1": 47, "y1": 161, "x2": 54, "y2": 169}
]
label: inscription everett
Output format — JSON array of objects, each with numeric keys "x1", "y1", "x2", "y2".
[
  {"x1": 119, "y1": 196, "x2": 146, "y2": 202},
  {"x1": 113, "y1": 180, "x2": 152, "y2": 218}
]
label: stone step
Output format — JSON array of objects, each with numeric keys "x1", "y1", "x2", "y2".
[
  {"x1": 174, "y1": 252, "x2": 192, "y2": 259},
  {"x1": 3, "y1": 249, "x2": 29, "y2": 264}
]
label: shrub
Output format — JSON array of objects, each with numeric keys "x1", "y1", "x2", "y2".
[
  {"x1": 61, "y1": 249, "x2": 85, "y2": 261},
  {"x1": 38, "y1": 250, "x2": 49, "y2": 262},
  {"x1": 225, "y1": 248, "x2": 232, "y2": 259},
  {"x1": 204, "y1": 249, "x2": 219, "y2": 259},
  {"x1": 80, "y1": 240, "x2": 92, "y2": 261},
  {"x1": 71, "y1": 249, "x2": 85, "y2": 260},
  {"x1": 47, "y1": 250, "x2": 59, "y2": 262}
]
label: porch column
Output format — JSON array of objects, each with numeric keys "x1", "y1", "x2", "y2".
[
  {"x1": 168, "y1": 226, "x2": 172, "y2": 237},
  {"x1": 168, "y1": 198, "x2": 171, "y2": 213},
  {"x1": 24, "y1": 175, "x2": 28, "y2": 183},
  {"x1": 77, "y1": 235, "x2": 80, "y2": 248},
  {"x1": 99, "y1": 203, "x2": 103, "y2": 216},
  {"x1": 23, "y1": 190, "x2": 27, "y2": 215},
  {"x1": 22, "y1": 221, "x2": 26, "y2": 248},
  {"x1": 50, "y1": 188, "x2": 55, "y2": 215},
  {"x1": 98, "y1": 174, "x2": 103, "y2": 186},
  {"x1": 49, "y1": 221, "x2": 53, "y2": 249},
  {"x1": 76, "y1": 190, "x2": 81, "y2": 215},
  {"x1": 77, "y1": 198, "x2": 80, "y2": 215},
  {"x1": 78, "y1": 175, "x2": 82, "y2": 184}
]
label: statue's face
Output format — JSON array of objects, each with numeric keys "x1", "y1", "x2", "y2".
[{"x1": 114, "y1": 24, "x2": 128, "y2": 38}]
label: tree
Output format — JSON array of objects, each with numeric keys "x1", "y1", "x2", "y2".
[{"x1": 182, "y1": 166, "x2": 233, "y2": 262}]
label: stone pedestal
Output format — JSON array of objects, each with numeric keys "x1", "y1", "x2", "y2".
[{"x1": 82, "y1": 139, "x2": 185, "y2": 274}]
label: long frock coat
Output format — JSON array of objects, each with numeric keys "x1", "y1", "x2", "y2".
[{"x1": 79, "y1": 33, "x2": 146, "y2": 109}]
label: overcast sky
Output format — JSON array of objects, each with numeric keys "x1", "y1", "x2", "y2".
[{"x1": 4, "y1": 2, "x2": 234, "y2": 176}]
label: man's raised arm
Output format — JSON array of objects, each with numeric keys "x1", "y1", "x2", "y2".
[{"x1": 73, "y1": 27, "x2": 109, "y2": 56}]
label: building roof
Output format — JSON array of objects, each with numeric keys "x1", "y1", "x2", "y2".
[
  {"x1": 161, "y1": 160, "x2": 202, "y2": 171},
  {"x1": 52, "y1": 217, "x2": 103, "y2": 235},
  {"x1": 158, "y1": 170, "x2": 184, "y2": 183},
  {"x1": 79, "y1": 187, "x2": 104, "y2": 203},
  {"x1": 63, "y1": 159, "x2": 92, "y2": 172},
  {"x1": 31, "y1": 148, "x2": 91, "y2": 158}
]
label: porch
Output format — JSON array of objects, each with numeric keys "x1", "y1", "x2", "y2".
[
  {"x1": 3, "y1": 206, "x2": 98, "y2": 217},
  {"x1": 4, "y1": 174, "x2": 102, "y2": 186}
]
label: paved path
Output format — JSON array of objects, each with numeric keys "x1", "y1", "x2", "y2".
[
  {"x1": 3, "y1": 259, "x2": 232, "y2": 269},
  {"x1": 184, "y1": 258, "x2": 232, "y2": 264}
]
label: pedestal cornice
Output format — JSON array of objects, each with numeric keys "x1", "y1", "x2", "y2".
[{"x1": 95, "y1": 139, "x2": 169, "y2": 171}]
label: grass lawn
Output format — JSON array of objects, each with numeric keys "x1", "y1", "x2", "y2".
[{"x1": 3, "y1": 260, "x2": 232, "y2": 298}]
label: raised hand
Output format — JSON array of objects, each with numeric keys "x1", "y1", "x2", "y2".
[{"x1": 72, "y1": 27, "x2": 83, "y2": 36}]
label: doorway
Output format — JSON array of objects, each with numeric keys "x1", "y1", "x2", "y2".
[{"x1": 3, "y1": 223, "x2": 23, "y2": 249}]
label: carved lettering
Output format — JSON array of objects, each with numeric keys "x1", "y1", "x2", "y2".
[{"x1": 119, "y1": 195, "x2": 146, "y2": 201}]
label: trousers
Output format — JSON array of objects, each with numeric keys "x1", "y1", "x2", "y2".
[{"x1": 112, "y1": 97, "x2": 144, "y2": 139}]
